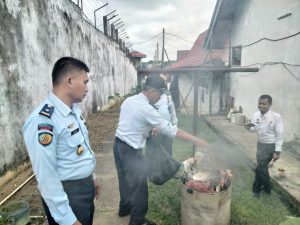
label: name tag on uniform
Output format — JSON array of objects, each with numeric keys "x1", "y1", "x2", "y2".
[{"x1": 71, "y1": 128, "x2": 79, "y2": 136}]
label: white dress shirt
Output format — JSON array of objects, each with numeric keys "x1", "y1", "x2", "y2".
[
  {"x1": 250, "y1": 110, "x2": 283, "y2": 152},
  {"x1": 155, "y1": 92, "x2": 178, "y2": 126},
  {"x1": 116, "y1": 93, "x2": 177, "y2": 149}
]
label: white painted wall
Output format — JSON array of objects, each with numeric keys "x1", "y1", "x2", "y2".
[
  {"x1": 229, "y1": 0, "x2": 300, "y2": 140},
  {"x1": 0, "y1": 0, "x2": 137, "y2": 173},
  {"x1": 178, "y1": 74, "x2": 222, "y2": 115}
]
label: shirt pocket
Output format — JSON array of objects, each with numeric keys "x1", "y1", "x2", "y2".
[{"x1": 67, "y1": 130, "x2": 84, "y2": 148}]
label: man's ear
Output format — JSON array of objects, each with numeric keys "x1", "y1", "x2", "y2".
[
  {"x1": 149, "y1": 88, "x2": 156, "y2": 94},
  {"x1": 67, "y1": 76, "x2": 72, "y2": 85}
]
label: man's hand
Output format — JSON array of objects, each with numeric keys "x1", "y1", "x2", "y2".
[
  {"x1": 272, "y1": 152, "x2": 280, "y2": 161},
  {"x1": 151, "y1": 128, "x2": 159, "y2": 136},
  {"x1": 94, "y1": 180, "x2": 100, "y2": 200},
  {"x1": 192, "y1": 137, "x2": 209, "y2": 150},
  {"x1": 176, "y1": 129, "x2": 208, "y2": 149},
  {"x1": 73, "y1": 220, "x2": 82, "y2": 225}
]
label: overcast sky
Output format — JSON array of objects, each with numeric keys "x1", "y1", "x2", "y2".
[{"x1": 84, "y1": 0, "x2": 217, "y2": 61}]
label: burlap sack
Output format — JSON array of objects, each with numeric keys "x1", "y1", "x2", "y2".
[{"x1": 181, "y1": 185, "x2": 231, "y2": 225}]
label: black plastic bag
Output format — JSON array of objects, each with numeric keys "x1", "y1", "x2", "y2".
[{"x1": 145, "y1": 135, "x2": 181, "y2": 185}]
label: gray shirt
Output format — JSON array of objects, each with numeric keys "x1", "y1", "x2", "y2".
[{"x1": 116, "y1": 93, "x2": 177, "y2": 149}]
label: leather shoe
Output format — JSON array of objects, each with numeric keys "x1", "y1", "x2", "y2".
[{"x1": 118, "y1": 211, "x2": 130, "y2": 217}]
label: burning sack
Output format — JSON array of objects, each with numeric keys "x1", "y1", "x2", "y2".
[
  {"x1": 145, "y1": 135, "x2": 181, "y2": 185},
  {"x1": 181, "y1": 155, "x2": 232, "y2": 225},
  {"x1": 181, "y1": 185, "x2": 231, "y2": 225}
]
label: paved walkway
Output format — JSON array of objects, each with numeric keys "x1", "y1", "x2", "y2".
[
  {"x1": 203, "y1": 116, "x2": 300, "y2": 213},
  {"x1": 93, "y1": 140, "x2": 130, "y2": 225}
]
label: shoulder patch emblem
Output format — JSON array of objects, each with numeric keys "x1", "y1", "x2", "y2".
[
  {"x1": 38, "y1": 123, "x2": 53, "y2": 132},
  {"x1": 39, "y1": 104, "x2": 54, "y2": 118},
  {"x1": 38, "y1": 132, "x2": 53, "y2": 146}
]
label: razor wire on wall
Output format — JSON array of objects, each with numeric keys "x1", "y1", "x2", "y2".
[{"x1": 71, "y1": 0, "x2": 132, "y2": 54}]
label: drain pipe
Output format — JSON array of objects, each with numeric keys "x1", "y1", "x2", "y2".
[{"x1": 0, "y1": 174, "x2": 35, "y2": 206}]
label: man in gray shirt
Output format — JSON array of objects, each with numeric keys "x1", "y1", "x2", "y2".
[{"x1": 114, "y1": 75, "x2": 208, "y2": 225}]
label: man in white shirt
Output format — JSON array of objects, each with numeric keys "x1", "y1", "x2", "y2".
[
  {"x1": 246, "y1": 95, "x2": 283, "y2": 197},
  {"x1": 114, "y1": 75, "x2": 208, "y2": 225},
  {"x1": 152, "y1": 73, "x2": 177, "y2": 155}
]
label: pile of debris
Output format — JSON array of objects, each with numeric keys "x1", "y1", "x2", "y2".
[{"x1": 181, "y1": 153, "x2": 233, "y2": 193}]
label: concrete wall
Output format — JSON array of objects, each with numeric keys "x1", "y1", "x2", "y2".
[
  {"x1": 0, "y1": 0, "x2": 137, "y2": 174},
  {"x1": 229, "y1": 0, "x2": 300, "y2": 140}
]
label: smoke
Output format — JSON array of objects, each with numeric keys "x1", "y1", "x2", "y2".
[{"x1": 178, "y1": 118, "x2": 256, "y2": 179}]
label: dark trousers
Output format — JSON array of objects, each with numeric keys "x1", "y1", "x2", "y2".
[
  {"x1": 160, "y1": 134, "x2": 173, "y2": 156},
  {"x1": 252, "y1": 142, "x2": 275, "y2": 194},
  {"x1": 113, "y1": 137, "x2": 148, "y2": 225},
  {"x1": 42, "y1": 175, "x2": 95, "y2": 225}
]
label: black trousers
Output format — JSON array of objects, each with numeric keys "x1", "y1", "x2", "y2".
[
  {"x1": 42, "y1": 175, "x2": 95, "y2": 225},
  {"x1": 113, "y1": 137, "x2": 148, "y2": 225},
  {"x1": 252, "y1": 142, "x2": 275, "y2": 194}
]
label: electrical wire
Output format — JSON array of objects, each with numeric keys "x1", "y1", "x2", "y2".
[
  {"x1": 166, "y1": 30, "x2": 300, "y2": 51},
  {"x1": 165, "y1": 37, "x2": 192, "y2": 48},
  {"x1": 131, "y1": 32, "x2": 162, "y2": 45},
  {"x1": 238, "y1": 62, "x2": 300, "y2": 81},
  {"x1": 243, "y1": 62, "x2": 300, "y2": 67},
  {"x1": 166, "y1": 31, "x2": 300, "y2": 73},
  {"x1": 165, "y1": 32, "x2": 195, "y2": 44},
  {"x1": 281, "y1": 63, "x2": 300, "y2": 82},
  {"x1": 242, "y1": 31, "x2": 300, "y2": 48},
  {"x1": 165, "y1": 32, "x2": 224, "y2": 53}
]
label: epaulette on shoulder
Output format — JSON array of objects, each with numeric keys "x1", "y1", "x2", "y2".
[{"x1": 39, "y1": 104, "x2": 54, "y2": 118}]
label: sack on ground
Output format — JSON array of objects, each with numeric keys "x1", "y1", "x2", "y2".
[{"x1": 181, "y1": 185, "x2": 231, "y2": 225}]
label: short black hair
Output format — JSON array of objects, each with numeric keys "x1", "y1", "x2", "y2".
[
  {"x1": 52, "y1": 57, "x2": 90, "y2": 86},
  {"x1": 143, "y1": 75, "x2": 166, "y2": 93},
  {"x1": 259, "y1": 94, "x2": 272, "y2": 104}
]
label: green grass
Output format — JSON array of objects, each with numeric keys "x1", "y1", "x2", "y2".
[{"x1": 147, "y1": 114, "x2": 294, "y2": 225}]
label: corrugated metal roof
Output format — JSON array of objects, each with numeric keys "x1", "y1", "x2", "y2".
[
  {"x1": 171, "y1": 30, "x2": 225, "y2": 69},
  {"x1": 129, "y1": 51, "x2": 146, "y2": 58}
]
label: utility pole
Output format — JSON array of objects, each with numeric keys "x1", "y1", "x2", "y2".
[
  {"x1": 161, "y1": 28, "x2": 165, "y2": 68},
  {"x1": 156, "y1": 42, "x2": 159, "y2": 67}
]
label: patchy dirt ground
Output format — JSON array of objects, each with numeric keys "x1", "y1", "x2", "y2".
[{"x1": 0, "y1": 103, "x2": 121, "y2": 224}]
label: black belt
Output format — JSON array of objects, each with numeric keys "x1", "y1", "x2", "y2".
[
  {"x1": 115, "y1": 136, "x2": 129, "y2": 145},
  {"x1": 115, "y1": 137, "x2": 142, "y2": 151},
  {"x1": 258, "y1": 142, "x2": 275, "y2": 146},
  {"x1": 61, "y1": 174, "x2": 93, "y2": 185}
]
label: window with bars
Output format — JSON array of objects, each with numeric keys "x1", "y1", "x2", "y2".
[{"x1": 232, "y1": 46, "x2": 241, "y2": 66}]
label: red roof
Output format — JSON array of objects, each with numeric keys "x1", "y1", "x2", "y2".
[
  {"x1": 130, "y1": 51, "x2": 146, "y2": 58},
  {"x1": 171, "y1": 30, "x2": 225, "y2": 69}
]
